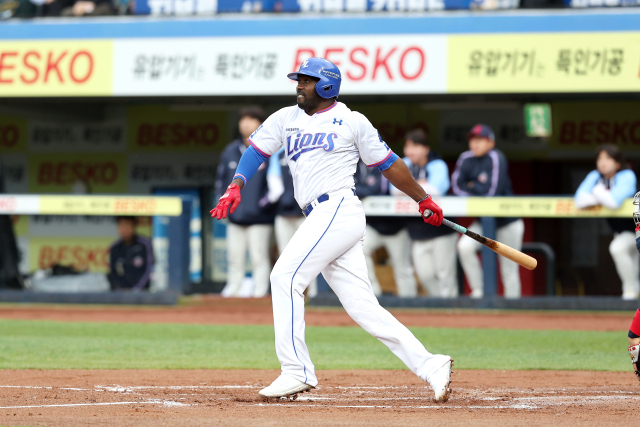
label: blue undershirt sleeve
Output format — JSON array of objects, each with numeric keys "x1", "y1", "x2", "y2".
[
  {"x1": 233, "y1": 145, "x2": 268, "y2": 186},
  {"x1": 376, "y1": 152, "x2": 399, "y2": 172}
]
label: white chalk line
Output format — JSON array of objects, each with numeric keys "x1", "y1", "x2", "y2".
[{"x1": 0, "y1": 400, "x2": 190, "y2": 409}]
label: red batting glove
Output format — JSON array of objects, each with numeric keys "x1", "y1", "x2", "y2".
[
  {"x1": 418, "y1": 195, "x2": 443, "y2": 226},
  {"x1": 210, "y1": 184, "x2": 242, "y2": 220}
]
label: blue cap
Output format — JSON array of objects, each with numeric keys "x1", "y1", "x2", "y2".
[{"x1": 467, "y1": 124, "x2": 495, "y2": 142}]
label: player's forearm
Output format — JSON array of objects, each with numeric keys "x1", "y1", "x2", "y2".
[
  {"x1": 232, "y1": 145, "x2": 267, "y2": 190},
  {"x1": 381, "y1": 158, "x2": 428, "y2": 202}
]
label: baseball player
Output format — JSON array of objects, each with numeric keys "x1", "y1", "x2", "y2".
[
  {"x1": 355, "y1": 160, "x2": 417, "y2": 297},
  {"x1": 451, "y1": 124, "x2": 524, "y2": 299},
  {"x1": 630, "y1": 191, "x2": 640, "y2": 384},
  {"x1": 391, "y1": 129, "x2": 458, "y2": 298},
  {"x1": 267, "y1": 147, "x2": 317, "y2": 298},
  {"x1": 210, "y1": 58, "x2": 453, "y2": 402},
  {"x1": 575, "y1": 145, "x2": 638, "y2": 300}
]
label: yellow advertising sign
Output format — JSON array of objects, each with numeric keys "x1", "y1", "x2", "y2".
[
  {"x1": 448, "y1": 32, "x2": 640, "y2": 93},
  {"x1": 465, "y1": 197, "x2": 634, "y2": 218},
  {"x1": 0, "y1": 116, "x2": 27, "y2": 152},
  {"x1": 127, "y1": 105, "x2": 229, "y2": 152},
  {"x1": 39, "y1": 195, "x2": 182, "y2": 216},
  {"x1": 28, "y1": 153, "x2": 127, "y2": 194},
  {"x1": 28, "y1": 237, "x2": 113, "y2": 273},
  {"x1": 549, "y1": 101, "x2": 640, "y2": 151},
  {"x1": 0, "y1": 40, "x2": 113, "y2": 97}
]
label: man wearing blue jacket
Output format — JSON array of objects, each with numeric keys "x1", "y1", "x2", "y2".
[
  {"x1": 575, "y1": 144, "x2": 638, "y2": 300},
  {"x1": 215, "y1": 107, "x2": 275, "y2": 298},
  {"x1": 452, "y1": 124, "x2": 524, "y2": 299}
]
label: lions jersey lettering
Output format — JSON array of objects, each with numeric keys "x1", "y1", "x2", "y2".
[
  {"x1": 287, "y1": 132, "x2": 336, "y2": 161},
  {"x1": 247, "y1": 101, "x2": 393, "y2": 208}
]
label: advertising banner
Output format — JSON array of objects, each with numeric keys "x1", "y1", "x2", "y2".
[
  {"x1": 548, "y1": 101, "x2": 640, "y2": 156},
  {"x1": 448, "y1": 32, "x2": 640, "y2": 93},
  {"x1": 0, "y1": 40, "x2": 113, "y2": 97},
  {"x1": 28, "y1": 153, "x2": 128, "y2": 194},
  {"x1": 112, "y1": 35, "x2": 447, "y2": 96},
  {"x1": 127, "y1": 105, "x2": 228, "y2": 152}
]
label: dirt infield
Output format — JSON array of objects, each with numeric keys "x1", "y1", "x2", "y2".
[
  {"x1": 0, "y1": 369, "x2": 637, "y2": 427},
  {"x1": 0, "y1": 296, "x2": 633, "y2": 331}
]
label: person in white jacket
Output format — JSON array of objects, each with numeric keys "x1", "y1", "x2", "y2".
[{"x1": 574, "y1": 144, "x2": 638, "y2": 300}]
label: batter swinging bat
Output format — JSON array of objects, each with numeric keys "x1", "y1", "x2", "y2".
[{"x1": 425, "y1": 210, "x2": 537, "y2": 271}]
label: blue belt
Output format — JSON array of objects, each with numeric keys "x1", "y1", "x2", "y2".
[{"x1": 302, "y1": 189, "x2": 356, "y2": 217}]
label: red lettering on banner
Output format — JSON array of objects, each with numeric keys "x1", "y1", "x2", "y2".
[
  {"x1": 0, "y1": 197, "x2": 17, "y2": 212},
  {"x1": 44, "y1": 51, "x2": 67, "y2": 83},
  {"x1": 157, "y1": 123, "x2": 168, "y2": 145},
  {"x1": 559, "y1": 121, "x2": 575, "y2": 144},
  {"x1": 595, "y1": 121, "x2": 610, "y2": 144},
  {"x1": 0, "y1": 52, "x2": 17, "y2": 83},
  {"x1": 347, "y1": 47, "x2": 368, "y2": 81},
  {"x1": 631, "y1": 121, "x2": 640, "y2": 144},
  {"x1": 69, "y1": 51, "x2": 93, "y2": 83},
  {"x1": 612, "y1": 121, "x2": 628, "y2": 144},
  {"x1": 372, "y1": 48, "x2": 397, "y2": 80},
  {"x1": 114, "y1": 199, "x2": 158, "y2": 214},
  {"x1": 293, "y1": 49, "x2": 315, "y2": 72},
  {"x1": 0, "y1": 125, "x2": 19, "y2": 147},
  {"x1": 20, "y1": 51, "x2": 40, "y2": 84},
  {"x1": 37, "y1": 161, "x2": 119, "y2": 186},
  {"x1": 399, "y1": 47, "x2": 425, "y2": 80},
  {"x1": 38, "y1": 244, "x2": 109, "y2": 270},
  {"x1": 135, "y1": 123, "x2": 220, "y2": 147},
  {"x1": 323, "y1": 48, "x2": 344, "y2": 67},
  {"x1": 578, "y1": 120, "x2": 594, "y2": 145}
]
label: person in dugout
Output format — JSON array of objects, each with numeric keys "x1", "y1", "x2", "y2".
[
  {"x1": 108, "y1": 216, "x2": 154, "y2": 291},
  {"x1": 390, "y1": 129, "x2": 458, "y2": 298},
  {"x1": 215, "y1": 107, "x2": 275, "y2": 298},
  {"x1": 355, "y1": 160, "x2": 417, "y2": 297},
  {"x1": 575, "y1": 144, "x2": 638, "y2": 300},
  {"x1": 267, "y1": 147, "x2": 317, "y2": 298},
  {"x1": 452, "y1": 124, "x2": 524, "y2": 299}
]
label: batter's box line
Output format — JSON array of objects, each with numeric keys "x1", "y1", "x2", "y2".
[{"x1": 0, "y1": 399, "x2": 192, "y2": 409}]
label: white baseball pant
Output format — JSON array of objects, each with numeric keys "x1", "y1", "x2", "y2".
[
  {"x1": 224, "y1": 222, "x2": 273, "y2": 298},
  {"x1": 609, "y1": 231, "x2": 640, "y2": 299},
  {"x1": 270, "y1": 188, "x2": 444, "y2": 387},
  {"x1": 412, "y1": 233, "x2": 459, "y2": 298},
  {"x1": 275, "y1": 215, "x2": 317, "y2": 298},
  {"x1": 457, "y1": 219, "x2": 524, "y2": 299},
  {"x1": 363, "y1": 226, "x2": 416, "y2": 297}
]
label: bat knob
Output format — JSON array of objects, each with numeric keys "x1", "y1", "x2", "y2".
[{"x1": 423, "y1": 209, "x2": 433, "y2": 218}]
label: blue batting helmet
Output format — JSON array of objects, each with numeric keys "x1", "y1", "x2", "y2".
[{"x1": 287, "y1": 57, "x2": 341, "y2": 99}]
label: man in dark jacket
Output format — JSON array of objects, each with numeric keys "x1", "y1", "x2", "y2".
[
  {"x1": 108, "y1": 216, "x2": 154, "y2": 291},
  {"x1": 0, "y1": 155, "x2": 23, "y2": 289},
  {"x1": 451, "y1": 124, "x2": 524, "y2": 299},
  {"x1": 215, "y1": 107, "x2": 275, "y2": 297},
  {"x1": 355, "y1": 161, "x2": 416, "y2": 297}
]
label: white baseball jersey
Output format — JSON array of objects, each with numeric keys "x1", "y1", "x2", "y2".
[{"x1": 248, "y1": 101, "x2": 394, "y2": 208}]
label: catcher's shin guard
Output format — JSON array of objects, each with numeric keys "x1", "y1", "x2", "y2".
[{"x1": 629, "y1": 344, "x2": 640, "y2": 384}]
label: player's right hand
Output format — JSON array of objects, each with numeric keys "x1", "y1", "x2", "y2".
[
  {"x1": 210, "y1": 183, "x2": 241, "y2": 220},
  {"x1": 418, "y1": 195, "x2": 443, "y2": 226}
]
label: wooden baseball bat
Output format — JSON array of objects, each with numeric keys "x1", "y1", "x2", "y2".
[{"x1": 426, "y1": 211, "x2": 537, "y2": 271}]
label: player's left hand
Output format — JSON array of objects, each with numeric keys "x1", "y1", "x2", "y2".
[
  {"x1": 418, "y1": 195, "x2": 443, "y2": 226},
  {"x1": 210, "y1": 183, "x2": 242, "y2": 220}
]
